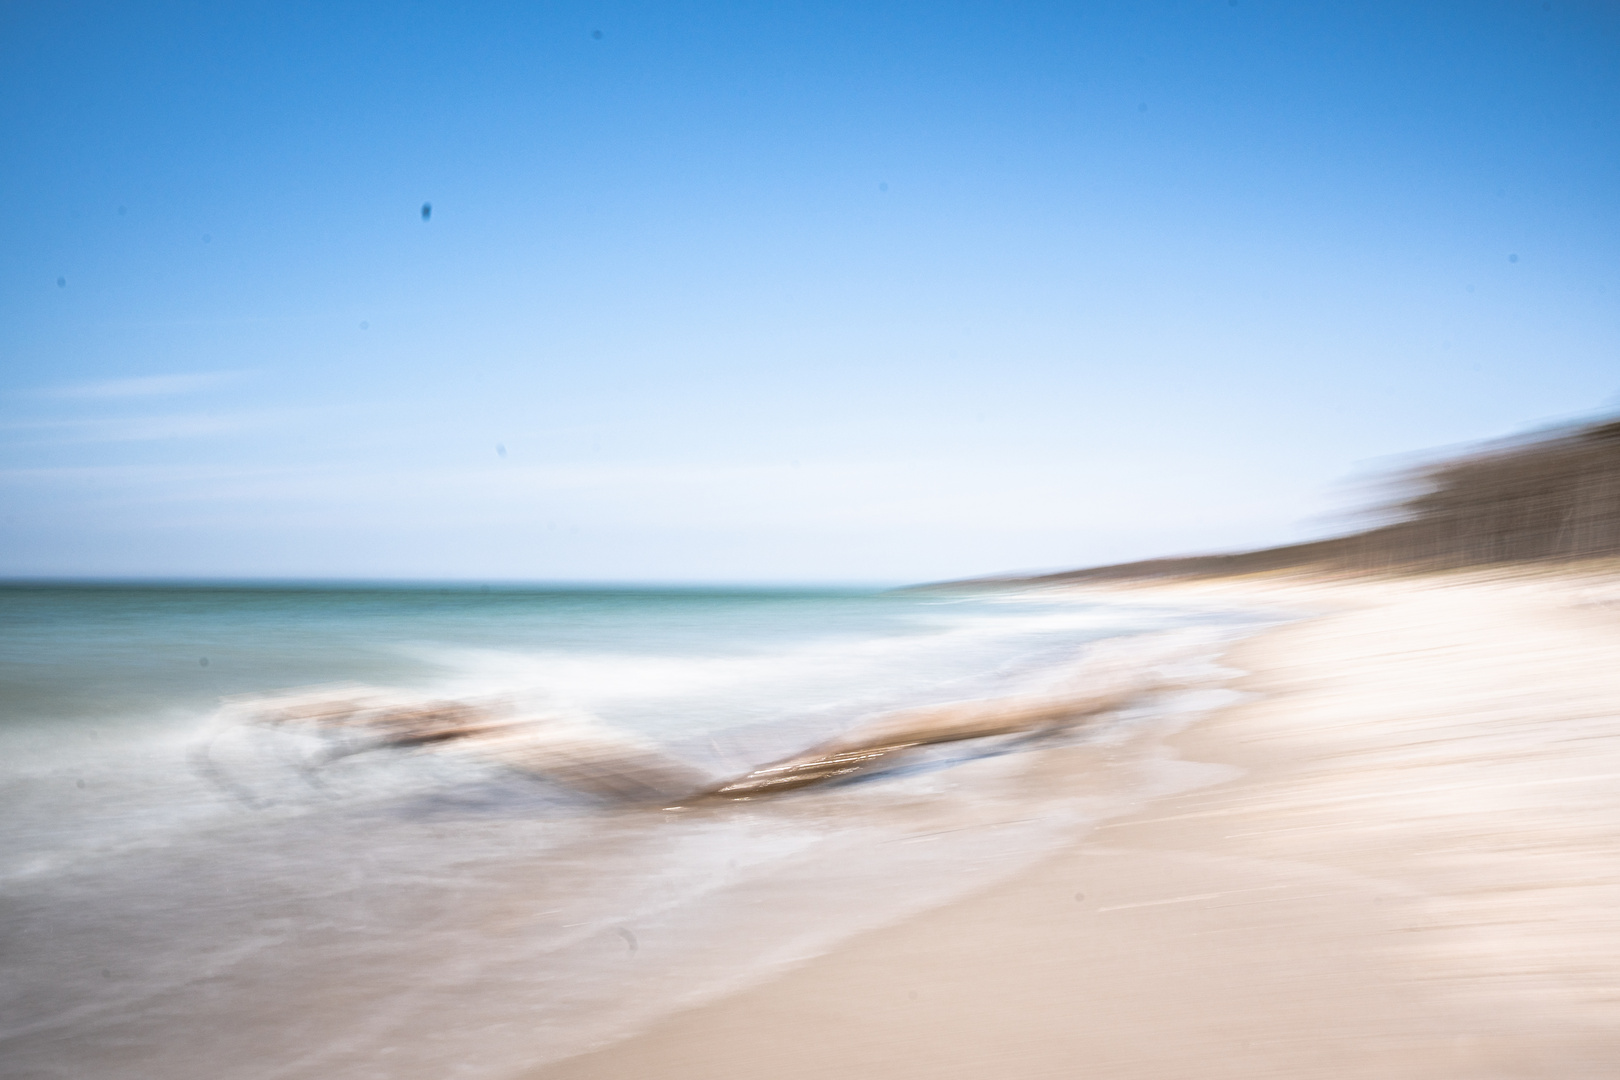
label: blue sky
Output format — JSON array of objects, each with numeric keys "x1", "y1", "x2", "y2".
[{"x1": 3, "y1": 1, "x2": 1617, "y2": 582}]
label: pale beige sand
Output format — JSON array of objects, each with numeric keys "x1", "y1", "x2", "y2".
[{"x1": 532, "y1": 573, "x2": 1620, "y2": 1079}]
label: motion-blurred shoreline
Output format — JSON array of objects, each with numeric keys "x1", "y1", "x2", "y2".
[
  {"x1": 534, "y1": 420, "x2": 1620, "y2": 1080},
  {"x1": 1, "y1": 580, "x2": 1261, "y2": 1079},
  {"x1": 6, "y1": 419, "x2": 1620, "y2": 1080},
  {"x1": 535, "y1": 567, "x2": 1620, "y2": 1080}
]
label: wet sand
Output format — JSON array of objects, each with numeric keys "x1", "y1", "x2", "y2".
[{"x1": 531, "y1": 572, "x2": 1620, "y2": 1079}]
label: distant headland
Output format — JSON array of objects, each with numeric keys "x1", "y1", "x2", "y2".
[{"x1": 929, "y1": 415, "x2": 1620, "y2": 588}]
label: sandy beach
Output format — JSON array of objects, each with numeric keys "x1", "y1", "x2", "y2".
[{"x1": 533, "y1": 572, "x2": 1620, "y2": 1079}]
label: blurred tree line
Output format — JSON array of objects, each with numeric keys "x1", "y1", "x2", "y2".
[
  {"x1": 1015, "y1": 416, "x2": 1620, "y2": 582},
  {"x1": 1369, "y1": 417, "x2": 1620, "y2": 569}
]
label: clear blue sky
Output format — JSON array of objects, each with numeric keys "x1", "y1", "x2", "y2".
[{"x1": 3, "y1": 1, "x2": 1617, "y2": 582}]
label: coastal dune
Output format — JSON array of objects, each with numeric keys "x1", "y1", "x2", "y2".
[{"x1": 533, "y1": 572, "x2": 1620, "y2": 1079}]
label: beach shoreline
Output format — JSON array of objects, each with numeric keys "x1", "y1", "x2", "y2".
[{"x1": 532, "y1": 571, "x2": 1620, "y2": 1079}]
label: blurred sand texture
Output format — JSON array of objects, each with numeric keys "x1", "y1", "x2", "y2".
[{"x1": 533, "y1": 570, "x2": 1620, "y2": 1079}]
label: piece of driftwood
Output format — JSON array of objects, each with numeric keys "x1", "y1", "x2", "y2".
[
  {"x1": 216, "y1": 687, "x2": 708, "y2": 803},
  {"x1": 691, "y1": 684, "x2": 1142, "y2": 802},
  {"x1": 212, "y1": 675, "x2": 1151, "y2": 807},
  {"x1": 461, "y1": 719, "x2": 711, "y2": 803}
]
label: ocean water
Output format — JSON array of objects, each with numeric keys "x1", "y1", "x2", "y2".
[{"x1": 0, "y1": 583, "x2": 1269, "y2": 1079}]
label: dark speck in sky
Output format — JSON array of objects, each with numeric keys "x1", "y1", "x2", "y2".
[
  {"x1": 117, "y1": 205, "x2": 126, "y2": 215},
  {"x1": 496, "y1": 444, "x2": 507, "y2": 457},
  {"x1": 592, "y1": 29, "x2": 603, "y2": 40},
  {"x1": 421, "y1": 202, "x2": 432, "y2": 222},
  {"x1": 56, "y1": 277, "x2": 65, "y2": 288},
  {"x1": 879, "y1": 181, "x2": 889, "y2": 192},
  {"x1": 1137, "y1": 102, "x2": 1148, "y2": 112},
  {"x1": 1509, "y1": 253, "x2": 1519, "y2": 263}
]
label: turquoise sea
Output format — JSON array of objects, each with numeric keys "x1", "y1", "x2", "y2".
[{"x1": 0, "y1": 582, "x2": 1268, "y2": 1079}]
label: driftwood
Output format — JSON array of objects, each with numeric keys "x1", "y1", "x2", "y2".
[
  {"x1": 212, "y1": 676, "x2": 1152, "y2": 807},
  {"x1": 215, "y1": 688, "x2": 707, "y2": 803},
  {"x1": 691, "y1": 684, "x2": 1142, "y2": 802}
]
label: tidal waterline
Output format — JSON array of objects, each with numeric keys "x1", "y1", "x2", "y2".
[{"x1": 0, "y1": 582, "x2": 1271, "y2": 1078}]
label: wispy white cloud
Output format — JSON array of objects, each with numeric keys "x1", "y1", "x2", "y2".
[
  {"x1": 36, "y1": 371, "x2": 245, "y2": 399},
  {"x1": 0, "y1": 456, "x2": 1121, "y2": 531},
  {"x1": 0, "y1": 411, "x2": 270, "y2": 444}
]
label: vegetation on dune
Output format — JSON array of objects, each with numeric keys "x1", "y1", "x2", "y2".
[{"x1": 984, "y1": 416, "x2": 1620, "y2": 584}]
